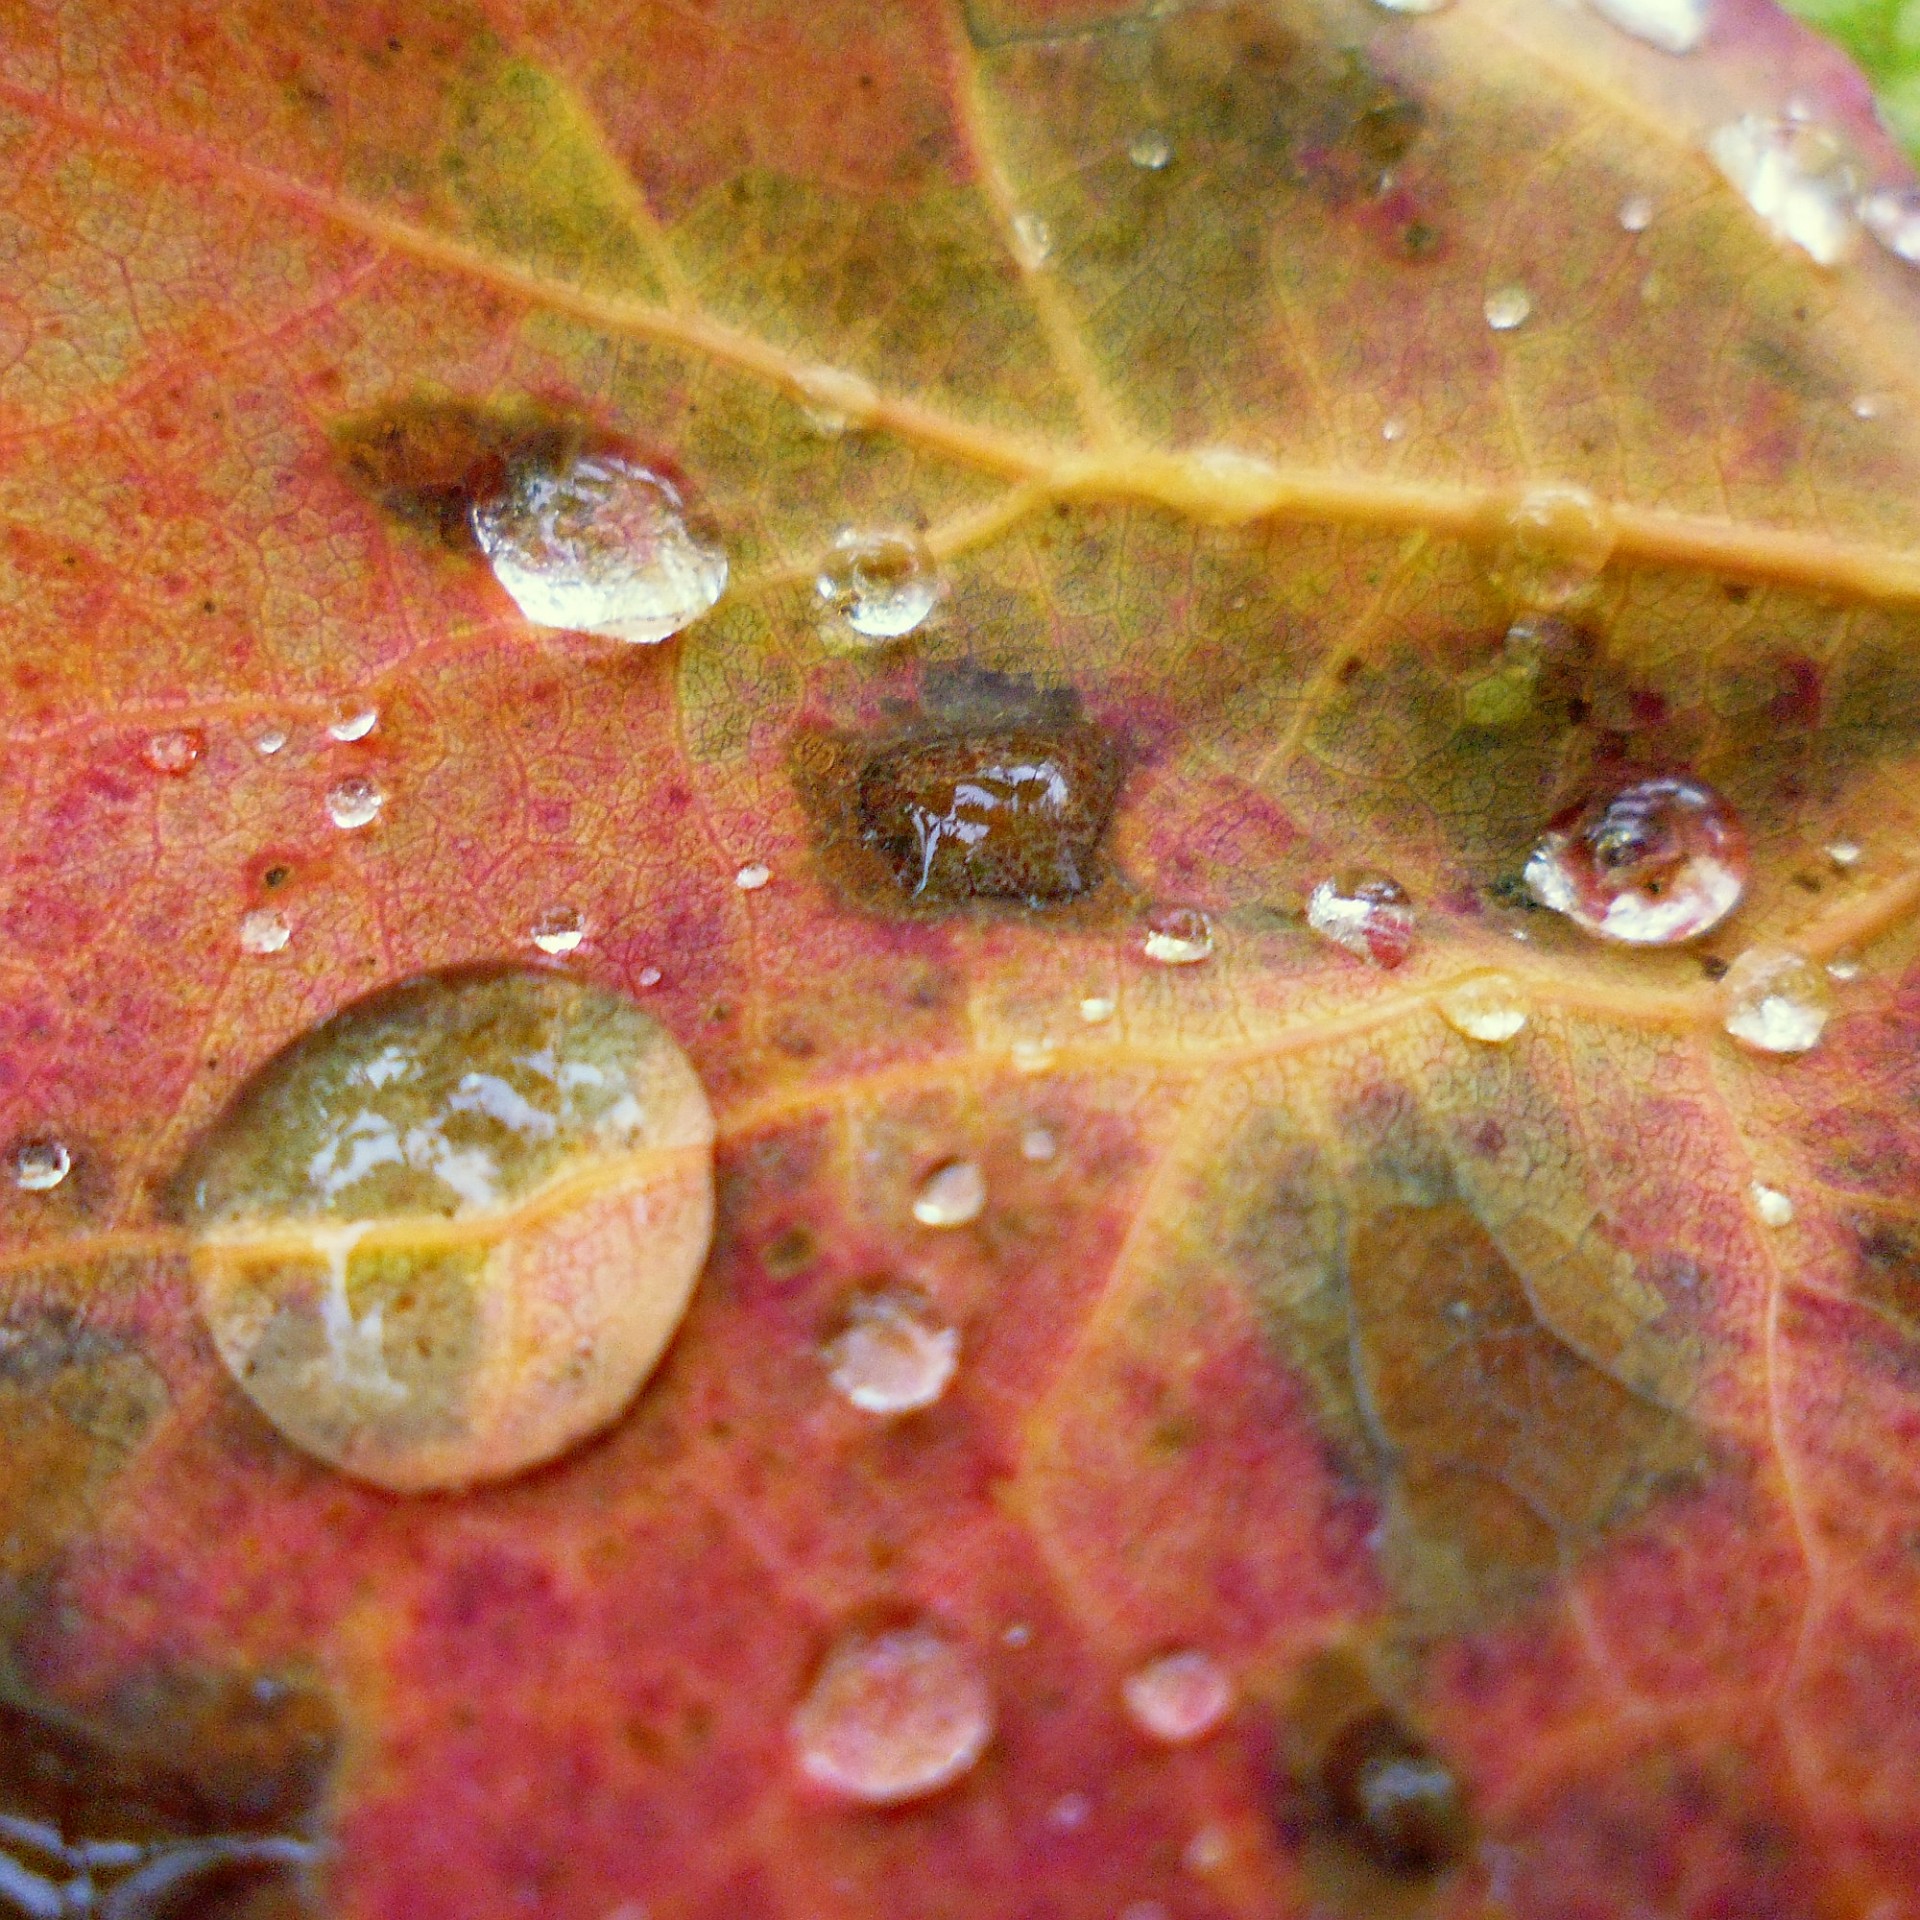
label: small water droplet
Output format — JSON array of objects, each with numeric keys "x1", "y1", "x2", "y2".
[
  {"x1": 325, "y1": 774, "x2": 384, "y2": 831},
  {"x1": 1721, "y1": 946, "x2": 1831, "y2": 1054},
  {"x1": 1488, "y1": 485, "x2": 1615, "y2": 610},
  {"x1": 1307, "y1": 872, "x2": 1416, "y2": 968},
  {"x1": 1122, "y1": 1650, "x2": 1234, "y2": 1745},
  {"x1": 1002, "y1": 1621, "x2": 1033, "y2": 1647},
  {"x1": 794, "y1": 364, "x2": 881, "y2": 436},
  {"x1": 470, "y1": 448, "x2": 728, "y2": 644},
  {"x1": 144, "y1": 728, "x2": 203, "y2": 776},
  {"x1": 913, "y1": 1159, "x2": 986, "y2": 1228},
  {"x1": 1079, "y1": 994, "x2": 1116, "y2": 1024},
  {"x1": 1381, "y1": 416, "x2": 1407, "y2": 443},
  {"x1": 530, "y1": 906, "x2": 585, "y2": 956},
  {"x1": 1861, "y1": 186, "x2": 1920, "y2": 264},
  {"x1": 826, "y1": 1287, "x2": 959, "y2": 1415},
  {"x1": 1826, "y1": 952, "x2": 1861, "y2": 983},
  {"x1": 1750, "y1": 1182, "x2": 1794, "y2": 1226},
  {"x1": 735, "y1": 862, "x2": 771, "y2": 891},
  {"x1": 1524, "y1": 775, "x2": 1747, "y2": 944},
  {"x1": 1586, "y1": 0, "x2": 1708, "y2": 54},
  {"x1": 1010, "y1": 1036, "x2": 1056, "y2": 1074},
  {"x1": 1825, "y1": 839, "x2": 1862, "y2": 867},
  {"x1": 791, "y1": 1623, "x2": 992, "y2": 1806},
  {"x1": 238, "y1": 908, "x2": 291, "y2": 956},
  {"x1": 1021, "y1": 1125, "x2": 1057, "y2": 1163},
  {"x1": 1369, "y1": 0, "x2": 1453, "y2": 13},
  {"x1": 1048, "y1": 1790, "x2": 1092, "y2": 1830},
  {"x1": 1618, "y1": 193, "x2": 1655, "y2": 232},
  {"x1": 328, "y1": 706, "x2": 379, "y2": 743},
  {"x1": 1012, "y1": 211, "x2": 1053, "y2": 270},
  {"x1": 253, "y1": 725, "x2": 288, "y2": 756},
  {"x1": 1128, "y1": 128, "x2": 1173, "y2": 170},
  {"x1": 1850, "y1": 394, "x2": 1883, "y2": 421},
  {"x1": 1437, "y1": 975, "x2": 1528, "y2": 1043},
  {"x1": 815, "y1": 529, "x2": 940, "y2": 644},
  {"x1": 1708, "y1": 115, "x2": 1858, "y2": 265},
  {"x1": 1184, "y1": 1826, "x2": 1231, "y2": 1874},
  {"x1": 1483, "y1": 285, "x2": 1533, "y2": 332},
  {"x1": 11, "y1": 1138, "x2": 71, "y2": 1193},
  {"x1": 1143, "y1": 907, "x2": 1214, "y2": 966}
]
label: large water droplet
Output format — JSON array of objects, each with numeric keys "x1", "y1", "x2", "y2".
[
  {"x1": 912, "y1": 1160, "x2": 985, "y2": 1228},
  {"x1": 11, "y1": 1138, "x2": 72, "y2": 1193},
  {"x1": 470, "y1": 448, "x2": 728, "y2": 644},
  {"x1": 1012, "y1": 211, "x2": 1053, "y2": 270},
  {"x1": 826, "y1": 1288, "x2": 959, "y2": 1415},
  {"x1": 238, "y1": 908, "x2": 291, "y2": 956},
  {"x1": 1721, "y1": 946, "x2": 1831, "y2": 1054},
  {"x1": 1307, "y1": 872, "x2": 1416, "y2": 968},
  {"x1": 1143, "y1": 907, "x2": 1214, "y2": 966},
  {"x1": 815, "y1": 529, "x2": 940, "y2": 644},
  {"x1": 1488, "y1": 485, "x2": 1615, "y2": 610},
  {"x1": 173, "y1": 970, "x2": 716, "y2": 1491},
  {"x1": 1438, "y1": 975, "x2": 1528, "y2": 1043},
  {"x1": 144, "y1": 729, "x2": 203, "y2": 776},
  {"x1": 1586, "y1": 0, "x2": 1708, "y2": 54},
  {"x1": 325, "y1": 775, "x2": 384, "y2": 831},
  {"x1": 1483, "y1": 286, "x2": 1533, "y2": 331},
  {"x1": 1708, "y1": 115, "x2": 1858, "y2": 264},
  {"x1": 1122, "y1": 1650, "x2": 1234, "y2": 1745},
  {"x1": 530, "y1": 906, "x2": 585, "y2": 956},
  {"x1": 792, "y1": 1622, "x2": 991, "y2": 1806},
  {"x1": 1128, "y1": 129, "x2": 1173, "y2": 170},
  {"x1": 1524, "y1": 776, "x2": 1747, "y2": 944},
  {"x1": 1862, "y1": 186, "x2": 1920, "y2": 264}
]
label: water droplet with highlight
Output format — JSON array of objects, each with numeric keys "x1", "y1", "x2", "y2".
[
  {"x1": 1079, "y1": 994, "x2": 1116, "y2": 1024},
  {"x1": 1438, "y1": 975, "x2": 1528, "y2": 1043},
  {"x1": 637, "y1": 965, "x2": 663, "y2": 988},
  {"x1": 239, "y1": 908, "x2": 291, "y2": 956},
  {"x1": 1708, "y1": 115, "x2": 1858, "y2": 264},
  {"x1": 1370, "y1": 0, "x2": 1453, "y2": 13},
  {"x1": 11, "y1": 1138, "x2": 71, "y2": 1193},
  {"x1": 530, "y1": 906, "x2": 584, "y2": 956},
  {"x1": 1826, "y1": 839, "x2": 1861, "y2": 868},
  {"x1": 1128, "y1": 129, "x2": 1172, "y2": 170},
  {"x1": 1185, "y1": 1827, "x2": 1231, "y2": 1874},
  {"x1": 1721, "y1": 946, "x2": 1831, "y2": 1054},
  {"x1": 1488, "y1": 485, "x2": 1615, "y2": 609},
  {"x1": 815, "y1": 529, "x2": 939, "y2": 644},
  {"x1": 327, "y1": 706, "x2": 378, "y2": 743},
  {"x1": 1619, "y1": 194, "x2": 1655, "y2": 232},
  {"x1": 826, "y1": 1288, "x2": 959, "y2": 1415},
  {"x1": 1861, "y1": 186, "x2": 1920, "y2": 264},
  {"x1": 1751, "y1": 1182, "x2": 1794, "y2": 1226},
  {"x1": 1021, "y1": 1125, "x2": 1057, "y2": 1163},
  {"x1": 1850, "y1": 395, "x2": 1883, "y2": 421},
  {"x1": 735, "y1": 862, "x2": 770, "y2": 892},
  {"x1": 1012, "y1": 212, "x2": 1053, "y2": 270},
  {"x1": 1381, "y1": 416, "x2": 1407, "y2": 443},
  {"x1": 174, "y1": 970, "x2": 716, "y2": 1491},
  {"x1": 1586, "y1": 0, "x2": 1708, "y2": 54},
  {"x1": 1484, "y1": 286, "x2": 1533, "y2": 331},
  {"x1": 470, "y1": 448, "x2": 728, "y2": 645},
  {"x1": 794, "y1": 364, "x2": 880, "y2": 436},
  {"x1": 1122, "y1": 1650, "x2": 1234, "y2": 1745},
  {"x1": 1307, "y1": 872, "x2": 1416, "y2": 968},
  {"x1": 913, "y1": 1160, "x2": 985, "y2": 1228},
  {"x1": 1143, "y1": 907, "x2": 1214, "y2": 966},
  {"x1": 1826, "y1": 952, "x2": 1861, "y2": 984},
  {"x1": 253, "y1": 725, "x2": 288, "y2": 756},
  {"x1": 325, "y1": 775, "x2": 384, "y2": 831},
  {"x1": 1524, "y1": 775, "x2": 1746, "y2": 944},
  {"x1": 791, "y1": 1623, "x2": 992, "y2": 1806},
  {"x1": 144, "y1": 729, "x2": 203, "y2": 776}
]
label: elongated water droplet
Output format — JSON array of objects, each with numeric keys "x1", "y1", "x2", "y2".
[
  {"x1": 735, "y1": 862, "x2": 770, "y2": 892},
  {"x1": 239, "y1": 908, "x2": 291, "y2": 956},
  {"x1": 173, "y1": 971, "x2": 716, "y2": 1491},
  {"x1": 325, "y1": 775, "x2": 383, "y2": 831},
  {"x1": 1079, "y1": 994, "x2": 1116, "y2": 1024},
  {"x1": 1143, "y1": 907, "x2": 1214, "y2": 966},
  {"x1": 792, "y1": 1623, "x2": 992, "y2": 1806},
  {"x1": 1524, "y1": 776, "x2": 1747, "y2": 944},
  {"x1": 1128, "y1": 129, "x2": 1173, "y2": 170},
  {"x1": 144, "y1": 729, "x2": 203, "y2": 776},
  {"x1": 471, "y1": 448, "x2": 728, "y2": 645},
  {"x1": 327, "y1": 706, "x2": 378, "y2": 743},
  {"x1": 1122, "y1": 1650, "x2": 1234, "y2": 1745},
  {"x1": 1370, "y1": 0, "x2": 1452, "y2": 13},
  {"x1": 1618, "y1": 193, "x2": 1655, "y2": 232},
  {"x1": 826, "y1": 1288, "x2": 959, "y2": 1415},
  {"x1": 1483, "y1": 286, "x2": 1532, "y2": 331},
  {"x1": 1861, "y1": 186, "x2": 1920, "y2": 264},
  {"x1": 815, "y1": 529, "x2": 939, "y2": 644},
  {"x1": 1721, "y1": 946, "x2": 1831, "y2": 1054},
  {"x1": 913, "y1": 1160, "x2": 985, "y2": 1229},
  {"x1": 1826, "y1": 952, "x2": 1861, "y2": 983},
  {"x1": 1308, "y1": 872, "x2": 1416, "y2": 968},
  {"x1": 11, "y1": 1138, "x2": 71, "y2": 1193},
  {"x1": 793, "y1": 364, "x2": 880, "y2": 436},
  {"x1": 1825, "y1": 839, "x2": 1861, "y2": 868},
  {"x1": 530, "y1": 906, "x2": 584, "y2": 956},
  {"x1": 1708, "y1": 115, "x2": 1858, "y2": 264},
  {"x1": 1751, "y1": 1182, "x2": 1794, "y2": 1226},
  {"x1": 1587, "y1": 0, "x2": 1707, "y2": 54},
  {"x1": 1438, "y1": 975, "x2": 1528, "y2": 1043},
  {"x1": 1489, "y1": 485, "x2": 1615, "y2": 610},
  {"x1": 1012, "y1": 211, "x2": 1052, "y2": 270}
]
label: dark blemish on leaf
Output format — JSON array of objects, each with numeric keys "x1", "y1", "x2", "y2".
[
  {"x1": 262, "y1": 866, "x2": 291, "y2": 890},
  {"x1": 764, "y1": 1226, "x2": 817, "y2": 1278},
  {"x1": 1699, "y1": 954, "x2": 1730, "y2": 980},
  {"x1": 1723, "y1": 582, "x2": 1753, "y2": 603}
]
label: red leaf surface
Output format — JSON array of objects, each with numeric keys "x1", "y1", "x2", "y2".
[{"x1": 3, "y1": 0, "x2": 1920, "y2": 1915}]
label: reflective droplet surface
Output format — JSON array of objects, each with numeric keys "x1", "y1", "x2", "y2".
[
  {"x1": 1587, "y1": 0, "x2": 1708, "y2": 54},
  {"x1": 1488, "y1": 485, "x2": 1615, "y2": 609},
  {"x1": 1483, "y1": 285, "x2": 1533, "y2": 331},
  {"x1": 1721, "y1": 946, "x2": 1832, "y2": 1054},
  {"x1": 252, "y1": 724, "x2": 288, "y2": 756},
  {"x1": 1322, "y1": 1711, "x2": 1468, "y2": 1877},
  {"x1": 1079, "y1": 994, "x2": 1116, "y2": 1024},
  {"x1": 912, "y1": 1159, "x2": 986, "y2": 1229},
  {"x1": 1307, "y1": 872, "x2": 1416, "y2": 968},
  {"x1": 144, "y1": 728, "x2": 203, "y2": 776},
  {"x1": 1438, "y1": 975, "x2": 1528, "y2": 1043},
  {"x1": 325, "y1": 775, "x2": 384, "y2": 831},
  {"x1": 794, "y1": 363, "x2": 880, "y2": 436},
  {"x1": 1524, "y1": 776, "x2": 1747, "y2": 944},
  {"x1": 815, "y1": 529, "x2": 939, "y2": 643},
  {"x1": 826, "y1": 1288, "x2": 959, "y2": 1415},
  {"x1": 1708, "y1": 115, "x2": 1858, "y2": 264},
  {"x1": 1012, "y1": 211, "x2": 1052, "y2": 270},
  {"x1": 1826, "y1": 839, "x2": 1862, "y2": 868},
  {"x1": 173, "y1": 970, "x2": 716, "y2": 1491},
  {"x1": 11, "y1": 1138, "x2": 71, "y2": 1193},
  {"x1": 239, "y1": 908, "x2": 291, "y2": 956},
  {"x1": 1381, "y1": 416, "x2": 1407, "y2": 443},
  {"x1": 1751, "y1": 1182, "x2": 1795, "y2": 1226},
  {"x1": 470, "y1": 448, "x2": 728, "y2": 645},
  {"x1": 1370, "y1": 0, "x2": 1453, "y2": 14},
  {"x1": 1128, "y1": 128, "x2": 1173, "y2": 170},
  {"x1": 1862, "y1": 186, "x2": 1920, "y2": 264},
  {"x1": 530, "y1": 906, "x2": 584, "y2": 956},
  {"x1": 1143, "y1": 906, "x2": 1214, "y2": 966},
  {"x1": 1021, "y1": 1125, "x2": 1057, "y2": 1162},
  {"x1": 327, "y1": 706, "x2": 378, "y2": 743},
  {"x1": 1122, "y1": 1650, "x2": 1234, "y2": 1745},
  {"x1": 735, "y1": 862, "x2": 771, "y2": 891},
  {"x1": 791, "y1": 1623, "x2": 992, "y2": 1806},
  {"x1": 1618, "y1": 193, "x2": 1655, "y2": 231}
]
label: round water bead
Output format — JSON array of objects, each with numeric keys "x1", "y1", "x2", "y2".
[
  {"x1": 238, "y1": 908, "x2": 291, "y2": 956},
  {"x1": 1128, "y1": 128, "x2": 1173, "y2": 170},
  {"x1": 1487, "y1": 484, "x2": 1615, "y2": 610},
  {"x1": 912, "y1": 1159, "x2": 986, "y2": 1228},
  {"x1": 11, "y1": 1137, "x2": 72, "y2": 1193},
  {"x1": 144, "y1": 729, "x2": 203, "y2": 776},
  {"x1": 529, "y1": 906, "x2": 585, "y2": 956},
  {"x1": 325, "y1": 775, "x2": 384, "y2": 831},
  {"x1": 815, "y1": 529, "x2": 940, "y2": 644},
  {"x1": 1307, "y1": 872, "x2": 1416, "y2": 968},
  {"x1": 327, "y1": 706, "x2": 379, "y2": 743},
  {"x1": 1143, "y1": 907, "x2": 1214, "y2": 966},
  {"x1": 826, "y1": 1287, "x2": 959, "y2": 1415},
  {"x1": 470, "y1": 448, "x2": 728, "y2": 645},
  {"x1": 173, "y1": 970, "x2": 715, "y2": 1491},
  {"x1": 1524, "y1": 775, "x2": 1746, "y2": 944},
  {"x1": 1720, "y1": 946, "x2": 1831, "y2": 1055},
  {"x1": 1483, "y1": 286, "x2": 1533, "y2": 331},
  {"x1": 791, "y1": 1622, "x2": 992, "y2": 1805},
  {"x1": 1122, "y1": 1650, "x2": 1234, "y2": 1745},
  {"x1": 1437, "y1": 974, "x2": 1528, "y2": 1043}
]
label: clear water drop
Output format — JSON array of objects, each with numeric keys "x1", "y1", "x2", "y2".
[
  {"x1": 327, "y1": 706, "x2": 378, "y2": 743},
  {"x1": 1307, "y1": 872, "x2": 1416, "y2": 968},
  {"x1": 1438, "y1": 974, "x2": 1528, "y2": 1043},
  {"x1": 1020, "y1": 1125, "x2": 1057, "y2": 1163},
  {"x1": 470, "y1": 449, "x2": 728, "y2": 645},
  {"x1": 530, "y1": 906, "x2": 584, "y2": 956},
  {"x1": 1861, "y1": 186, "x2": 1920, "y2": 264},
  {"x1": 11, "y1": 1138, "x2": 71, "y2": 1193},
  {"x1": 637, "y1": 965, "x2": 664, "y2": 988},
  {"x1": 1825, "y1": 839, "x2": 1861, "y2": 868},
  {"x1": 793, "y1": 363, "x2": 880, "y2": 436},
  {"x1": 1128, "y1": 129, "x2": 1173, "y2": 170},
  {"x1": 1003, "y1": 1621, "x2": 1032, "y2": 1647},
  {"x1": 1143, "y1": 907, "x2": 1214, "y2": 966},
  {"x1": 913, "y1": 1159, "x2": 986, "y2": 1228},
  {"x1": 144, "y1": 728, "x2": 203, "y2": 776},
  {"x1": 1079, "y1": 994, "x2": 1116, "y2": 1024},
  {"x1": 1618, "y1": 193, "x2": 1655, "y2": 232},
  {"x1": 1381, "y1": 416, "x2": 1407, "y2": 443},
  {"x1": 1524, "y1": 776, "x2": 1747, "y2": 944},
  {"x1": 1826, "y1": 952, "x2": 1862, "y2": 984},
  {"x1": 826, "y1": 1288, "x2": 959, "y2": 1415},
  {"x1": 735, "y1": 862, "x2": 771, "y2": 891},
  {"x1": 1750, "y1": 1182, "x2": 1794, "y2": 1226},
  {"x1": 1484, "y1": 286, "x2": 1533, "y2": 331},
  {"x1": 1122, "y1": 1650, "x2": 1234, "y2": 1745},
  {"x1": 1708, "y1": 115, "x2": 1859, "y2": 265},
  {"x1": 253, "y1": 725, "x2": 288, "y2": 756},
  {"x1": 1012, "y1": 211, "x2": 1053, "y2": 270},
  {"x1": 239, "y1": 908, "x2": 291, "y2": 956},
  {"x1": 1489, "y1": 485, "x2": 1615, "y2": 610},
  {"x1": 325, "y1": 775, "x2": 384, "y2": 831},
  {"x1": 1721, "y1": 946, "x2": 1831, "y2": 1054},
  {"x1": 815, "y1": 529, "x2": 940, "y2": 643},
  {"x1": 1587, "y1": 0, "x2": 1708, "y2": 54},
  {"x1": 791, "y1": 1623, "x2": 992, "y2": 1806},
  {"x1": 1850, "y1": 395, "x2": 1883, "y2": 421}
]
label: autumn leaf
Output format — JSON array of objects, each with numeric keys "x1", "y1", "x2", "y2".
[{"x1": 3, "y1": 0, "x2": 1920, "y2": 1915}]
